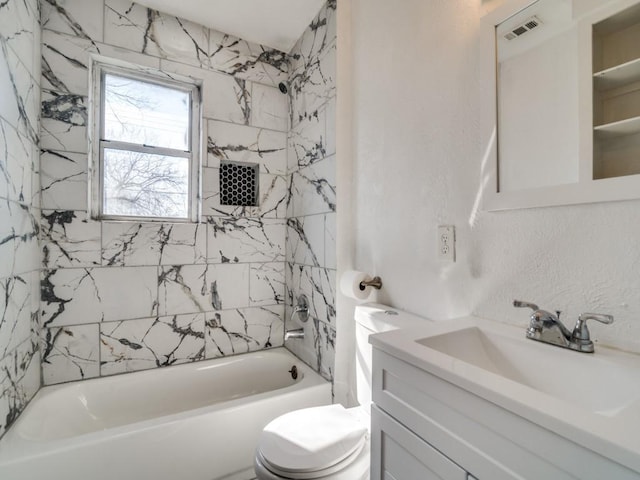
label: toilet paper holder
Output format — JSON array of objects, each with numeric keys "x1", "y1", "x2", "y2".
[{"x1": 359, "y1": 276, "x2": 383, "y2": 291}]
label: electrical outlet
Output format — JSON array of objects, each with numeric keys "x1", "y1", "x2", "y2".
[{"x1": 438, "y1": 225, "x2": 455, "y2": 262}]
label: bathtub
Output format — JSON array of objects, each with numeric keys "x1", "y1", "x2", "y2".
[{"x1": 0, "y1": 348, "x2": 331, "y2": 480}]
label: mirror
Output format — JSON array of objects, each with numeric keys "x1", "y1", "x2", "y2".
[
  {"x1": 486, "y1": 0, "x2": 640, "y2": 210},
  {"x1": 497, "y1": 0, "x2": 580, "y2": 192}
]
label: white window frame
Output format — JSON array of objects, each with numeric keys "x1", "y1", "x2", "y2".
[{"x1": 89, "y1": 58, "x2": 201, "y2": 222}]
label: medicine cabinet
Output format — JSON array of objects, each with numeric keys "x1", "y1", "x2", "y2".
[{"x1": 483, "y1": 0, "x2": 640, "y2": 210}]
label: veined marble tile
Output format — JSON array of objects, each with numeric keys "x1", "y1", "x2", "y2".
[
  {"x1": 286, "y1": 215, "x2": 324, "y2": 267},
  {"x1": 41, "y1": 31, "x2": 93, "y2": 95},
  {"x1": 158, "y1": 264, "x2": 211, "y2": 316},
  {"x1": 206, "y1": 217, "x2": 285, "y2": 264},
  {"x1": 0, "y1": 0, "x2": 39, "y2": 76},
  {"x1": 0, "y1": 37, "x2": 39, "y2": 144},
  {"x1": 258, "y1": 173, "x2": 288, "y2": 218},
  {"x1": 208, "y1": 30, "x2": 288, "y2": 86},
  {"x1": 0, "y1": 118, "x2": 35, "y2": 204},
  {"x1": 208, "y1": 263, "x2": 249, "y2": 310},
  {"x1": 41, "y1": 324, "x2": 99, "y2": 384},
  {"x1": 100, "y1": 314, "x2": 205, "y2": 376},
  {"x1": 104, "y1": 0, "x2": 209, "y2": 68},
  {"x1": 29, "y1": 143, "x2": 40, "y2": 209},
  {"x1": 161, "y1": 59, "x2": 251, "y2": 125},
  {"x1": 250, "y1": 262, "x2": 285, "y2": 307},
  {"x1": 290, "y1": 44, "x2": 336, "y2": 123},
  {"x1": 288, "y1": 110, "x2": 326, "y2": 171},
  {"x1": 102, "y1": 222, "x2": 206, "y2": 266},
  {"x1": 40, "y1": 91, "x2": 87, "y2": 153},
  {"x1": 201, "y1": 168, "x2": 287, "y2": 219},
  {"x1": 41, "y1": 210, "x2": 101, "y2": 268},
  {"x1": 205, "y1": 305, "x2": 283, "y2": 359},
  {"x1": 325, "y1": 97, "x2": 336, "y2": 158},
  {"x1": 287, "y1": 264, "x2": 335, "y2": 326},
  {"x1": 290, "y1": 155, "x2": 336, "y2": 217},
  {"x1": 30, "y1": 270, "x2": 40, "y2": 338},
  {"x1": 315, "y1": 319, "x2": 335, "y2": 382},
  {"x1": 251, "y1": 83, "x2": 288, "y2": 132},
  {"x1": 290, "y1": 1, "x2": 336, "y2": 70},
  {"x1": 0, "y1": 337, "x2": 39, "y2": 438},
  {"x1": 324, "y1": 212, "x2": 336, "y2": 270},
  {"x1": 0, "y1": 200, "x2": 39, "y2": 278},
  {"x1": 290, "y1": 0, "x2": 336, "y2": 126},
  {"x1": 40, "y1": 149, "x2": 87, "y2": 211},
  {"x1": 207, "y1": 120, "x2": 286, "y2": 174},
  {"x1": 42, "y1": 30, "x2": 160, "y2": 96},
  {"x1": 284, "y1": 314, "x2": 335, "y2": 382},
  {"x1": 41, "y1": 0, "x2": 104, "y2": 43},
  {"x1": 0, "y1": 275, "x2": 33, "y2": 359},
  {"x1": 41, "y1": 266, "x2": 158, "y2": 327},
  {"x1": 289, "y1": 0, "x2": 336, "y2": 77},
  {"x1": 284, "y1": 261, "x2": 294, "y2": 308}
]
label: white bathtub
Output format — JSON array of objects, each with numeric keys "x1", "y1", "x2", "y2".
[{"x1": 0, "y1": 348, "x2": 331, "y2": 480}]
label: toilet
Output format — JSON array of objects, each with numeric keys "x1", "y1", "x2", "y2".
[{"x1": 254, "y1": 304, "x2": 426, "y2": 480}]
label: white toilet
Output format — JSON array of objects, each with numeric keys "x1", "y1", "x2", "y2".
[{"x1": 254, "y1": 304, "x2": 425, "y2": 480}]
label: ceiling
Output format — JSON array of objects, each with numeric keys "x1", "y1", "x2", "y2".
[{"x1": 134, "y1": 0, "x2": 326, "y2": 53}]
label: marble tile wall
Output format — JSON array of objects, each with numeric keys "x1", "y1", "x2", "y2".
[
  {"x1": 0, "y1": 0, "x2": 42, "y2": 438},
  {"x1": 284, "y1": 1, "x2": 337, "y2": 383},
  {"x1": 39, "y1": 0, "x2": 290, "y2": 385}
]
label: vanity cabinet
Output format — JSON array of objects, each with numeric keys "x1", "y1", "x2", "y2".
[
  {"x1": 371, "y1": 405, "x2": 467, "y2": 480},
  {"x1": 593, "y1": 3, "x2": 640, "y2": 179},
  {"x1": 370, "y1": 348, "x2": 639, "y2": 480}
]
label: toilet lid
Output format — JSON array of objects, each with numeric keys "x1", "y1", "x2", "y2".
[{"x1": 258, "y1": 404, "x2": 368, "y2": 474}]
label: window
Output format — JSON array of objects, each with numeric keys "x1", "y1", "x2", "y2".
[{"x1": 91, "y1": 60, "x2": 201, "y2": 221}]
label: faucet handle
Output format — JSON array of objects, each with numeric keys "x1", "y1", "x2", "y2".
[
  {"x1": 513, "y1": 300, "x2": 539, "y2": 311},
  {"x1": 578, "y1": 312, "x2": 614, "y2": 325},
  {"x1": 571, "y1": 313, "x2": 614, "y2": 352}
]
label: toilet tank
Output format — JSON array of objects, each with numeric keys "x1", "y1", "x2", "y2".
[{"x1": 354, "y1": 304, "x2": 429, "y2": 413}]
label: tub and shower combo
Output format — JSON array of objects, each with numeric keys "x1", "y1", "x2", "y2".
[{"x1": 0, "y1": 348, "x2": 331, "y2": 480}]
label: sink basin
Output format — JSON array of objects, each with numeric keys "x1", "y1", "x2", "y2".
[
  {"x1": 416, "y1": 324, "x2": 640, "y2": 417},
  {"x1": 369, "y1": 315, "x2": 640, "y2": 474}
]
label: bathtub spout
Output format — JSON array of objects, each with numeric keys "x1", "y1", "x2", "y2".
[{"x1": 285, "y1": 328, "x2": 304, "y2": 340}]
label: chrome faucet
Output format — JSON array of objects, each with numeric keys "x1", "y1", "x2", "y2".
[
  {"x1": 284, "y1": 328, "x2": 305, "y2": 340},
  {"x1": 513, "y1": 300, "x2": 613, "y2": 353},
  {"x1": 285, "y1": 295, "x2": 310, "y2": 341}
]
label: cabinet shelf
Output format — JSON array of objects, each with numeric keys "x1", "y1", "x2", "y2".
[
  {"x1": 594, "y1": 115, "x2": 640, "y2": 138},
  {"x1": 594, "y1": 57, "x2": 640, "y2": 91}
]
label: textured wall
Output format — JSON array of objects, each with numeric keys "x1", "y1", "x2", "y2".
[
  {"x1": 0, "y1": 0, "x2": 41, "y2": 438},
  {"x1": 345, "y1": 0, "x2": 640, "y2": 364},
  {"x1": 39, "y1": 0, "x2": 291, "y2": 384},
  {"x1": 284, "y1": 1, "x2": 337, "y2": 382}
]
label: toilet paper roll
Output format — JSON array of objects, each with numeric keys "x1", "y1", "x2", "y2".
[{"x1": 340, "y1": 270, "x2": 373, "y2": 300}]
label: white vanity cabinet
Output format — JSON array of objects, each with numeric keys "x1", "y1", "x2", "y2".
[
  {"x1": 371, "y1": 405, "x2": 468, "y2": 480},
  {"x1": 370, "y1": 348, "x2": 640, "y2": 480}
]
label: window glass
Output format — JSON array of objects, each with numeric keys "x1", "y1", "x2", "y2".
[
  {"x1": 103, "y1": 73, "x2": 190, "y2": 151},
  {"x1": 102, "y1": 148, "x2": 189, "y2": 218},
  {"x1": 93, "y1": 64, "x2": 200, "y2": 221}
]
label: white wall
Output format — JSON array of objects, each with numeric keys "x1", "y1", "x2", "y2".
[{"x1": 336, "y1": 0, "x2": 640, "y2": 403}]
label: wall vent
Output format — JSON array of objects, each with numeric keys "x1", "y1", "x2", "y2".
[
  {"x1": 219, "y1": 161, "x2": 259, "y2": 206},
  {"x1": 503, "y1": 16, "x2": 543, "y2": 41}
]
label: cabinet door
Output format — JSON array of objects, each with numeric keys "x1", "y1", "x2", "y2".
[{"x1": 371, "y1": 405, "x2": 467, "y2": 480}]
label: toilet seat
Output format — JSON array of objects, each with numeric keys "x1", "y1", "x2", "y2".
[
  {"x1": 256, "y1": 405, "x2": 369, "y2": 479},
  {"x1": 256, "y1": 439, "x2": 366, "y2": 479}
]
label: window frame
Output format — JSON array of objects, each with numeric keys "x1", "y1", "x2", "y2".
[{"x1": 89, "y1": 58, "x2": 202, "y2": 222}]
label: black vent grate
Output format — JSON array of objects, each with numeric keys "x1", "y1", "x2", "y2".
[{"x1": 220, "y1": 161, "x2": 258, "y2": 206}]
